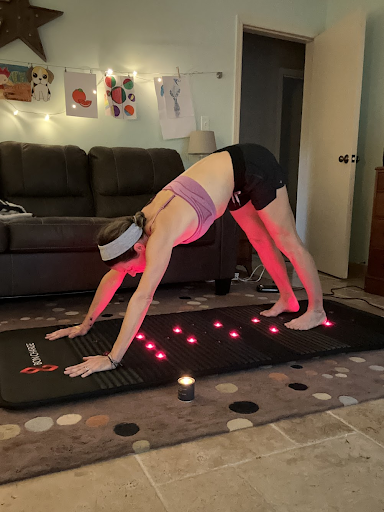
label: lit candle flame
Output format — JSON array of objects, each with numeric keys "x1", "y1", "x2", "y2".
[{"x1": 178, "y1": 377, "x2": 195, "y2": 385}]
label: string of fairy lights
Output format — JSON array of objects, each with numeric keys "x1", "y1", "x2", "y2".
[{"x1": 1, "y1": 58, "x2": 222, "y2": 121}]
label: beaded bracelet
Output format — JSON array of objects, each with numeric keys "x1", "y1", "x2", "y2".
[{"x1": 106, "y1": 354, "x2": 122, "y2": 369}]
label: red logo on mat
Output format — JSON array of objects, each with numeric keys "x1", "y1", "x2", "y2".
[{"x1": 20, "y1": 365, "x2": 59, "y2": 374}]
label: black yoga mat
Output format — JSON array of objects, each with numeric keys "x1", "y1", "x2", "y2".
[{"x1": 1, "y1": 299, "x2": 383, "y2": 409}]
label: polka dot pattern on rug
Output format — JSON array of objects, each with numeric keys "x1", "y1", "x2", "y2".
[
  {"x1": 25, "y1": 417, "x2": 54, "y2": 432},
  {"x1": 334, "y1": 367, "x2": 350, "y2": 373},
  {"x1": 86, "y1": 415, "x2": 109, "y2": 428},
  {"x1": 65, "y1": 311, "x2": 79, "y2": 316},
  {"x1": 322, "y1": 374, "x2": 334, "y2": 379},
  {"x1": 215, "y1": 383, "x2": 238, "y2": 393},
  {"x1": 227, "y1": 418, "x2": 254, "y2": 431},
  {"x1": 288, "y1": 383, "x2": 308, "y2": 391},
  {"x1": 339, "y1": 396, "x2": 358, "y2": 406},
  {"x1": 0, "y1": 424, "x2": 21, "y2": 440},
  {"x1": 313, "y1": 393, "x2": 332, "y2": 401},
  {"x1": 369, "y1": 365, "x2": 384, "y2": 372},
  {"x1": 335, "y1": 373, "x2": 348, "y2": 378},
  {"x1": 349, "y1": 357, "x2": 366, "y2": 363},
  {"x1": 269, "y1": 372, "x2": 289, "y2": 382},
  {"x1": 132, "y1": 440, "x2": 151, "y2": 453},
  {"x1": 114, "y1": 423, "x2": 140, "y2": 437},
  {"x1": 229, "y1": 401, "x2": 259, "y2": 414},
  {"x1": 52, "y1": 308, "x2": 65, "y2": 312},
  {"x1": 57, "y1": 414, "x2": 82, "y2": 426}
]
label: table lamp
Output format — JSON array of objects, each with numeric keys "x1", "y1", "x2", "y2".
[{"x1": 188, "y1": 130, "x2": 217, "y2": 158}]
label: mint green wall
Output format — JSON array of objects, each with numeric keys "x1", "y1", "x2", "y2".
[
  {"x1": 326, "y1": 1, "x2": 384, "y2": 264},
  {"x1": 0, "y1": 0, "x2": 326, "y2": 165}
]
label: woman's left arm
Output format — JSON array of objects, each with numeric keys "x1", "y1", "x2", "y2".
[{"x1": 64, "y1": 232, "x2": 174, "y2": 378}]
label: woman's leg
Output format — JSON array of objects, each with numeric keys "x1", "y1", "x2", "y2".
[
  {"x1": 257, "y1": 186, "x2": 326, "y2": 330},
  {"x1": 230, "y1": 201, "x2": 299, "y2": 316}
]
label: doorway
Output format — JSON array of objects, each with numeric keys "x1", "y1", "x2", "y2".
[
  {"x1": 239, "y1": 31, "x2": 305, "y2": 216},
  {"x1": 234, "y1": 13, "x2": 366, "y2": 280}
]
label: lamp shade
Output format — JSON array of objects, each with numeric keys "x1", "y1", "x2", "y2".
[{"x1": 188, "y1": 130, "x2": 217, "y2": 155}]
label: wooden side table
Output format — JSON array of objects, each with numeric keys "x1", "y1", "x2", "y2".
[{"x1": 365, "y1": 167, "x2": 384, "y2": 297}]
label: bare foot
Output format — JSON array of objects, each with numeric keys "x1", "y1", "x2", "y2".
[
  {"x1": 260, "y1": 297, "x2": 300, "y2": 318},
  {"x1": 285, "y1": 309, "x2": 327, "y2": 331}
]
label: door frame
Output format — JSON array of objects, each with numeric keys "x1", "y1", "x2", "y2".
[
  {"x1": 233, "y1": 17, "x2": 313, "y2": 144},
  {"x1": 233, "y1": 17, "x2": 314, "y2": 240}
]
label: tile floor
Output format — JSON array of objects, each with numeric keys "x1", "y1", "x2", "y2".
[{"x1": 1, "y1": 264, "x2": 384, "y2": 511}]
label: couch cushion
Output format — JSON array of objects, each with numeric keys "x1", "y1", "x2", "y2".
[
  {"x1": 0, "y1": 141, "x2": 94, "y2": 217},
  {"x1": 89, "y1": 147, "x2": 185, "y2": 217},
  {"x1": 0, "y1": 222, "x2": 9, "y2": 253},
  {"x1": 8, "y1": 217, "x2": 110, "y2": 253}
]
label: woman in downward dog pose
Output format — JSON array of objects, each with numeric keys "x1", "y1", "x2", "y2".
[{"x1": 46, "y1": 143, "x2": 326, "y2": 378}]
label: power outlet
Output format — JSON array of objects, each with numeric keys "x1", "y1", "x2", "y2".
[{"x1": 201, "y1": 116, "x2": 209, "y2": 131}]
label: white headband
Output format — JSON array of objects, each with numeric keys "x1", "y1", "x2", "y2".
[{"x1": 98, "y1": 224, "x2": 143, "y2": 261}]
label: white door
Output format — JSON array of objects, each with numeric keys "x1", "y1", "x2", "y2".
[{"x1": 296, "y1": 10, "x2": 366, "y2": 278}]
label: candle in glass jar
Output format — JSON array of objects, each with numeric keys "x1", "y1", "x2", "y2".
[{"x1": 178, "y1": 376, "x2": 195, "y2": 402}]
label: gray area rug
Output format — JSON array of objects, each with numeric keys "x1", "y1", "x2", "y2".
[{"x1": 1, "y1": 278, "x2": 384, "y2": 485}]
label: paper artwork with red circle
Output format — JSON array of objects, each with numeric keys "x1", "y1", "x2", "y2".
[
  {"x1": 104, "y1": 75, "x2": 136, "y2": 120},
  {"x1": 64, "y1": 71, "x2": 98, "y2": 118}
]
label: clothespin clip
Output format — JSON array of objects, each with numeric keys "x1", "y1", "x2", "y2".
[{"x1": 176, "y1": 66, "x2": 180, "y2": 79}]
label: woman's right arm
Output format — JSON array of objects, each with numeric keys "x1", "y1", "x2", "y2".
[{"x1": 45, "y1": 269, "x2": 126, "y2": 340}]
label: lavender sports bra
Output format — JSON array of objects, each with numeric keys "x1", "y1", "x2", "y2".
[{"x1": 149, "y1": 175, "x2": 216, "y2": 244}]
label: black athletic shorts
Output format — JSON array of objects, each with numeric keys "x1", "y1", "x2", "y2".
[{"x1": 214, "y1": 143, "x2": 287, "y2": 211}]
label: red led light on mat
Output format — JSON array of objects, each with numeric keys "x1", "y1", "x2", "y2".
[
  {"x1": 324, "y1": 321, "x2": 333, "y2": 327},
  {"x1": 214, "y1": 322, "x2": 223, "y2": 328},
  {"x1": 187, "y1": 337, "x2": 197, "y2": 344},
  {"x1": 229, "y1": 331, "x2": 239, "y2": 338},
  {"x1": 269, "y1": 327, "x2": 279, "y2": 333},
  {"x1": 145, "y1": 342, "x2": 155, "y2": 350},
  {"x1": 156, "y1": 352, "x2": 166, "y2": 360},
  {"x1": 252, "y1": 318, "x2": 260, "y2": 323},
  {"x1": 136, "y1": 333, "x2": 145, "y2": 340},
  {"x1": 173, "y1": 327, "x2": 182, "y2": 333}
]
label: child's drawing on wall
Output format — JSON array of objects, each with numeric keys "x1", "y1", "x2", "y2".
[
  {"x1": 0, "y1": 63, "x2": 31, "y2": 102},
  {"x1": 163, "y1": 76, "x2": 194, "y2": 119}
]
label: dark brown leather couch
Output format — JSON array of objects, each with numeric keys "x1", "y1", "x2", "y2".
[{"x1": 0, "y1": 141, "x2": 238, "y2": 297}]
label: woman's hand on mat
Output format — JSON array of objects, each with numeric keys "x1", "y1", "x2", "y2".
[
  {"x1": 45, "y1": 323, "x2": 90, "y2": 341},
  {"x1": 64, "y1": 355, "x2": 114, "y2": 378}
]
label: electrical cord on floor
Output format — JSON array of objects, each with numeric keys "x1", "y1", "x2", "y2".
[
  {"x1": 232, "y1": 272, "x2": 384, "y2": 312},
  {"x1": 323, "y1": 285, "x2": 384, "y2": 312},
  {"x1": 232, "y1": 264, "x2": 266, "y2": 283}
]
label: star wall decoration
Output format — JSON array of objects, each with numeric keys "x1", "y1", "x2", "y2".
[{"x1": 0, "y1": 0, "x2": 63, "y2": 62}]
